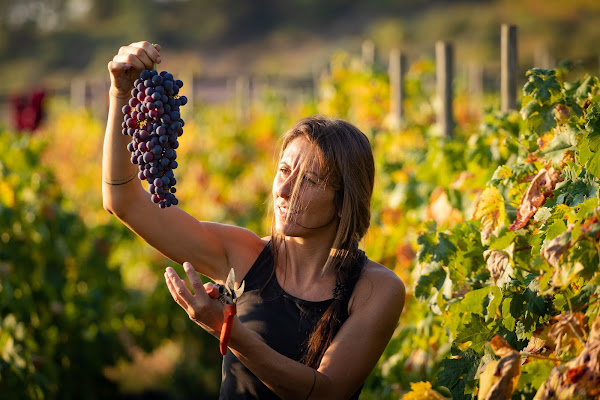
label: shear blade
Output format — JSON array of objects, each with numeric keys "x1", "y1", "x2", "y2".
[
  {"x1": 225, "y1": 268, "x2": 236, "y2": 296},
  {"x1": 234, "y1": 280, "x2": 245, "y2": 300}
]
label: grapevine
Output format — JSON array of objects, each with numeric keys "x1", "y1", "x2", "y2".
[{"x1": 121, "y1": 68, "x2": 188, "y2": 208}]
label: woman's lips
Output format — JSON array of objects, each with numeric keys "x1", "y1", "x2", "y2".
[{"x1": 276, "y1": 205, "x2": 298, "y2": 217}]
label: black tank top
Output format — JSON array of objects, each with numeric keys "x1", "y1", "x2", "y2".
[{"x1": 219, "y1": 241, "x2": 366, "y2": 399}]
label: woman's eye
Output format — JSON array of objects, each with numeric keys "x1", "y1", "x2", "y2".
[{"x1": 302, "y1": 175, "x2": 318, "y2": 185}]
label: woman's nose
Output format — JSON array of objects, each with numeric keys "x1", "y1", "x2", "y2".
[{"x1": 275, "y1": 176, "x2": 292, "y2": 198}]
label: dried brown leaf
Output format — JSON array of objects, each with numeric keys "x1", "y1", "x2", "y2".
[
  {"x1": 483, "y1": 249, "x2": 511, "y2": 285},
  {"x1": 510, "y1": 168, "x2": 563, "y2": 231},
  {"x1": 535, "y1": 316, "x2": 600, "y2": 399},
  {"x1": 549, "y1": 312, "x2": 588, "y2": 356}
]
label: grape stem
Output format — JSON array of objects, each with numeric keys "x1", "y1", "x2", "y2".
[{"x1": 152, "y1": 43, "x2": 158, "y2": 71}]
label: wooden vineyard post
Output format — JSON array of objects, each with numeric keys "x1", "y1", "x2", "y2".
[
  {"x1": 71, "y1": 78, "x2": 88, "y2": 109},
  {"x1": 501, "y1": 24, "x2": 518, "y2": 112},
  {"x1": 235, "y1": 75, "x2": 251, "y2": 122},
  {"x1": 436, "y1": 40, "x2": 454, "y2": 137},
  {"x1": 362, "y1": 40, "x2": 375, "y2": 67},
  {"x1": 388, "y1": 48, "x2": 407, "y2": 130}
]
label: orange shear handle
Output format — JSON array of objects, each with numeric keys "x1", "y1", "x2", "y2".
[{"x1": 220, "y1": 304, "x2": 236, "y2": 355}]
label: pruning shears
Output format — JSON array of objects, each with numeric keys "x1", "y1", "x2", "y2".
[{"x1": 204, "y1": 268, "x2": 245, "y2": 355}]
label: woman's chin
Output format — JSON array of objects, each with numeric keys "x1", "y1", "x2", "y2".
[{"x1": 275, "y1": 221, "x2": 301, "y2": 237}]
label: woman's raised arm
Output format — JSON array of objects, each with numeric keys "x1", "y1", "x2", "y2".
[{"x1": 102, "y1": 41, "x2": 264, "y2": 282}]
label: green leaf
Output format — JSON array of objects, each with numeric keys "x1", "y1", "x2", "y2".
[
  {"x1": 525, "y1": 287, "x2": 547, "y2": 316},
  {"x1": 545, "y1": 218, "x2": 567, "y2": 241},
  {"x1": 553, "y1": 293, "x2": 568, "y2": 311},
  {"x1": 460, "y1": 286, "x2": 496, "y2": 316},
  {"x1": 524, "y1": 70, "x2": 561, "y2": 103},
  {"x1": 517, "y1": 359, "x2": 554, "y2": 391},
  {"x1": 578, "y1": 135, "x2": 593, "y2": 165},
  {"x1": 455, "y1": 318, "x2": 493, "y2": 353},
  {"x1": 415, "y1": 261, "x2": 447, "y2": 301},
  {"x1": 416, "y1": 221, "x2": 438, "y2": 263},
  {"x1": 539, "y1": 127, "x2": 577, "y2": 164},
  {"x1": 438, "y1": 347, "x2": 481, "y2": 400},
  {"x1": 520, "y1": 100, "x2": 540, "y2": 120},
  {"x1": 575, "y1": 75, "x2": 594, "y2": 99},
  {"x1": 553, "y1": 174, "x2": 598, "y2": 207},
  {"x1": 576, "y1": 197, "x2": 600, "y2": 219},
  {"x1": 568, "y1": 240, "x2": 600, "y2": 280},
  {"x1": 588, "y1": 131, "x2": 600, "y2": 153},
  {"x1": 534, "y1": 207, "x2": 553, "y2": 222},
  {"x1": 489, "y1": 227, "x2": 516, "y2": 250},
  {"x1": 585, "y1": 103, "x2": 600, "y2": 139},
  {"x1": 433, "y1": 232, "x2": 458, "y2": 264},
  {"x1": 515, "y1": 318, "x2": 537, "y2": 341},
  {"x1": 502, "y1": 297, "x2": 516, "y2": 330},
  {"x1": 586, "y1": 149, "x2": 600, "y2": 179},
  {"x1": 571, "y1": 283, "x2": 598, "y2": 309}
]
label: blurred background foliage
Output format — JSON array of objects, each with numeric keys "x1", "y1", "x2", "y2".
[{"x1": 1, "y1": 0, "x2": 600, "y2": 96}]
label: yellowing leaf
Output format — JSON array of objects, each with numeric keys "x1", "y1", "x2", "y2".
[
  {"x1": 400, "y1": 381, "x2": 450, "y2": 400},
  {"x1": 549, "y1": 312, "x2": 588, "y2": 357},
  {"x1": 478, "y1": 335, "x2": 521, "y2": 400},
  {"x1": 473, "y1": 186, "x2": 506, "y2": 244}
]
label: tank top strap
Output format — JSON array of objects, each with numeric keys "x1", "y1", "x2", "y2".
[
  {"x1": 341, "y1": 249, "x2": 368, "y2": 316},
  {"x1": 240, "y1": 240, "x2": 275, "y2": 292}
]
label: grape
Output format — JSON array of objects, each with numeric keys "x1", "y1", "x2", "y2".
[{"x1": 120, "y1": 68, "x2": 187, "y2": 208}]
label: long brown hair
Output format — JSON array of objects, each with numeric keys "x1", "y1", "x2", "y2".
[{"x1": 270, "y1": 115, "x2": 375, "y2": 368}]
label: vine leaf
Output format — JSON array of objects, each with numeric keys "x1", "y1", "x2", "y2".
[
  {"x1": 473, "y1": 186, "x2": 506, "y2": 244},
  {"x1": 535, "y1": 315, "x2": 600, "y2": 399},
  {"x1": 538, "y1": 127, "x2": 577, "y2": 165},
  {"x1": 399, "y1": 381, "x2": 450, "y2": 400},
  {"x1": 415, "y1": 261, "x2": 448, "y2": 302},
  {"x1": 523, "y1": 325, "x2": 553, "y2": 356},
  {"x1": 478, "y1": 335, "x2": 521, "y2": 400},
  {"x1": 483, "y1": 247, "x2": 513, "y2": 287},
  {"x1": 541, "y1": 231, "x2": 572, "y2": 269},
  {"x1": 438, "y1": 347, "x2": 481, "y2": 400},
  {"x1": 548, "y1": 312, "x2": 588, "y2": 357},
  {"x1": 510, "y1": 168, "x2": 563, "y2": 231}
]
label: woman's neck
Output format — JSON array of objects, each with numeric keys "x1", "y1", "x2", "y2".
[{"x1": 274, "y1": 236, "x2": 337, "y2": 301}]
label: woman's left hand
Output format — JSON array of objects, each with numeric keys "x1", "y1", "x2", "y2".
[{"x1": 164, "y1": 262, "x2": 224, "y2": 337}]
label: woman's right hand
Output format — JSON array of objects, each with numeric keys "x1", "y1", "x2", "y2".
[{"x1": 107, "y1": 41, "x2": 161, "y2": 98}]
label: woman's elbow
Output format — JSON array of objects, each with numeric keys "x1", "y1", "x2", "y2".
[{"x1": 102, "y1": 192, "x2": 130, "y2": 219}]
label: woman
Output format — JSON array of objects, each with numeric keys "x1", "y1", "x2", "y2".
[{"x1": 104, "y1": 41, "x2": 405, "y2": 399}]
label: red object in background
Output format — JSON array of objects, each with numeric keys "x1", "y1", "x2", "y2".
[{"x1": 10, "y1": 89, "x2": 46, "y2": 132}]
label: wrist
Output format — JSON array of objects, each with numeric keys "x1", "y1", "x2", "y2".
[{"x1": 109, "y1": 88, "x2": 131, "y2": 100}]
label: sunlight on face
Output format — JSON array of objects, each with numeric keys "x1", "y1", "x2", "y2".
[{"x1": 272, "y1": 137, "x2": 337, "y2": 237}]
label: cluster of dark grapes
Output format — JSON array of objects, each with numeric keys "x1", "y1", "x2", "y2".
[{"x1": 121, "y1": 69, "x2": 187, "y2": 208}]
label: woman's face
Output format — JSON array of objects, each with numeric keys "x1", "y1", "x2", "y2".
[{"x1": 272, "y1": 136, "x2": 338, "y2": 237}]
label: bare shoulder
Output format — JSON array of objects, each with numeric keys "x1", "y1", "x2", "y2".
[
  {"x1": 350, "y1": 259, "x2": 405, "y2": 314},
  {"x1": 220, "y1": 228, "x2": 269, "y2": 281}
]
